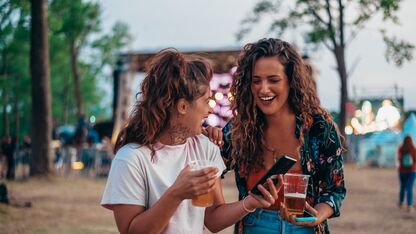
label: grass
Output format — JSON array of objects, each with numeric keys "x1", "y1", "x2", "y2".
[{"x1": 0, "y1": 175, "x2": 117, "y2": 234}]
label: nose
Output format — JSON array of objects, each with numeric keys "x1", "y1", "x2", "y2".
[{"x1": 259, "y1": 81, "x2": 270, "y2": 94}]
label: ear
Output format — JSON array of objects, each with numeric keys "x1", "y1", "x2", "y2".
[{"x1": 176, "y1": 98, "x2": 188, "y2": 115}]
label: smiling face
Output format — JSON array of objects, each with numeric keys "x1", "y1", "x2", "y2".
[
  {"x1": 251, "y1": 56, "x2": 291, "y2": 116},
  {"x1": 179, "y1": 86, "x2": 213, "y2": 136}
]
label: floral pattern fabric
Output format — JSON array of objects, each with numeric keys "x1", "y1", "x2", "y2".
[{"x1": 221, "y1": 115, "x2": 346, "y2": 234}]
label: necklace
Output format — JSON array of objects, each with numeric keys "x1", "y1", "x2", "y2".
[{"x1": 263, "y1": 141, "x2": 279, "y2": 163}]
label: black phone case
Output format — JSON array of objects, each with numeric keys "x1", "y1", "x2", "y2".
[{"x1": 250, "y1": 155, "x2": 297, "y2": 195}]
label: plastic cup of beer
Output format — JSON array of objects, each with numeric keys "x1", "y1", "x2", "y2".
[
  {"x1": 283, "y1": 173, "x2": 310, "y2": 215},
  {"x1": 189, "y1": 160, "x2": 218, "y2": 207}
]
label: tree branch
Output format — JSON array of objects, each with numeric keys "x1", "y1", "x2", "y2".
[
  {"x1": 308, "y1": 7, "x2": 328, "y2": 26},
  {"x1": 338, "y1": 0, "x2": 345, "y2": 47},
  {"x1": 345, "y1": 24, "x2": 364, "y2": 47},
  {"x1": 324, "y1": 0, "x2": 338, "y2": 47},
  {"x1": 323, "y1": 40, "x2": 334, "y2": 52}
]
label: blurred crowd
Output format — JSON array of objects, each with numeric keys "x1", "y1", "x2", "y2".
[
  {"x1": 0, "y1": 135, "x2": 31, "y2": 181},
  {"x1": 0, "y1": 115, "x2": 114, "y2": 181}
]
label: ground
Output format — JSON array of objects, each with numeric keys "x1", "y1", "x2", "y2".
[{"x1": 0, "y1": 164, "x2": 415, "y2": 234}]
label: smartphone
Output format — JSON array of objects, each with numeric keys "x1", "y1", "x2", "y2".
[
  {"x1": 250, "y1": 155, "x2": 297, "y2": 195},
  {"x1": 294, "y1": 210, "x2": 317, "y2": 222}
]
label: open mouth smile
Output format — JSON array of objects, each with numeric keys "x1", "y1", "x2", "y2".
[{"x1": 259, "y1": 96, "x2": 276, "y2": 102}]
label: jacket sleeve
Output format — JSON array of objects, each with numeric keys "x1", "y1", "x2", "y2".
[
  {"x1": 315, "y1": 121, "x2": 346, "y2": 218},
  {"x1": 220, "y1": 121, "x2": 233, "y2": 171}
]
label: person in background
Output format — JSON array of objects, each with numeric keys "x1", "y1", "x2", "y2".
[
  {"x1": 15, "y1": 135, "x2": 31, "y2": 180},
  {"x1": 0, "y1": 139, "x2": 6, "y2": 179},
  {"x1": 101, "y1": 49, "x2": 282, "y2": 234},
  {"x1": 1, "y1": 136, "x2": 16, "y2": 180},
  {"x1": 397, "y1": 135, "x2": 416, "y2": 213},
  {"x1": 205, "y1": 38, "x2": 346, "y2": 234}
]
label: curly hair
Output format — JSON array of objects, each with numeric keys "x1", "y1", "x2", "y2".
[
  {"x1": 114, "y1": 49, "x2": 213, "y2": 158},
  {"x1": 230, "y1": 38, "x2": 332, "y2": 173}
]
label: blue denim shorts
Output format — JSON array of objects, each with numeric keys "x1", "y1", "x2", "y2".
[{"x1": 243, "y1": 208, "x2": 315, "y2": 234}]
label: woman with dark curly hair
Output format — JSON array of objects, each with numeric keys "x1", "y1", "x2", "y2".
[
  {"x1": 101, "y1": 49, "x2": 280, "y2": 234},
  {"x1": 206, "y1": 38, "x2": 346, "y2": 234}
]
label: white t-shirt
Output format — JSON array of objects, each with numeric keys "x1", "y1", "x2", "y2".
[{"x1": 101, "y1": 135, "x2": 226, "y2": 234}]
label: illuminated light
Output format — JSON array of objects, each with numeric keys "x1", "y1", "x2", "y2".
[
  {"x1": 362, "y1": 101, "x2": 372, "y2": 114},
  {"x1": 227, "y1": 92, "x2": 234, "y2": 101},
  {"x1": 351, "y1": 117, "x2": 360, "y2": 126},
  {"x1": 207, "y1": 114, "x2": 219, "y2": 127},
  {"x1": 345, "y1": 126, "x2": 353, "y2": 135},
  {"x1": 208, "y1": 100, "x2": 217, "y2": 108},
  {"x1": 71, "y1": 161, "x2": 84, "y2": 170},
  {"x1": 375, "y1": 99, "x2": 401, "y2": 130},
  {"x1": 89, "y1": 115, "x2": 96, "y2": 123},
  {"x1": 219, "y1": 106, "x2": 232, "y2": 118},
  {"x1": 214, "y1": 92, "x2": 224, "y2": 101},
  {"x1": 354, "y1": 110, "x2": 362, "y2": 118},
  {"x1": 350, "y1": 117, "x2": 363, "y2": 134}
]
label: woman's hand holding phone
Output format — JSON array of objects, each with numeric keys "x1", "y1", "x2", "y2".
[{"x1": 244, "y1": 175, "x2": 284, "y2": 210}]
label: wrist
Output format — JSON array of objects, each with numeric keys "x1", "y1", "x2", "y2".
[
  {"x1": 242, "y1": 196, "x2": 256, "y2": 213},
  {"x1": 165, "y1": 187, "x2": 184, "y2": 204}
]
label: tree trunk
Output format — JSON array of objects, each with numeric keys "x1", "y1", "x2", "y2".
[
  {"x1": 2, "y1": 81, "x2": 9, "y2": 136},
  {"x1": 13, "y1": 75, "x2": 20, "y2": 145},
  {"x1": 62, "y1": 76, "x2": 69, "y2": 124},
  {"x1": 2, "y1": 55, "x2": 9, "y2": 136},
  {"x1": 334, "y1": 45, "x2": 348, "y2": 138},
  {"x1": 30, "y1": 0, "x2": 52, "y2": 175},
  {"x1": 69, "y1": 41, "x2": 83, "y2": 117}
]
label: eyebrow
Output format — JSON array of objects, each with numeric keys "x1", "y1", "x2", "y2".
[{"x1": 252, "y1": 75, "x2": 281, "y2": 79}]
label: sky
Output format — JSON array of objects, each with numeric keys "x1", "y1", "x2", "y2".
[{"x1": 100, "y1": 0, "x2": 416, "y2": 112}]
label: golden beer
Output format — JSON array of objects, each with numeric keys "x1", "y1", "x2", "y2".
[
  {"x1": 192, "y1": 190, "x2": 214, "y2": 207},
  {"x1": 284, "y1": 192, "x2": 306, "y2": 215}
]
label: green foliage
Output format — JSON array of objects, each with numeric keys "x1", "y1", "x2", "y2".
[
  {"x1": 0, "y1": 0, "x2": 131, "y2": 139},
  {"x1": 306, "y1": 26, "x2": 331, "y2": 44},
  {"x1": 382, "y1": 31, "x2": 414, "y2": 67},
  {"x1": 91, "y1": 22, "x2": 133, "y2": 77},
  {"x1": 238, "y1": 0, "x2": 413, "y2": 64},
  {"x1": 51, "y1": 0, "x2": 100, "y2": 47},
  {"x1": 0, "y1": 2, "x2": 31, "y2": 138}
]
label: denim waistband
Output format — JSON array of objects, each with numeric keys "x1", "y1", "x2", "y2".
[
  {"x1": 243, "y1": 208, "x2": 315, "y2": 234},
  {"x1": 251, "y1": 208, "x2": 282, "y2": 222}
]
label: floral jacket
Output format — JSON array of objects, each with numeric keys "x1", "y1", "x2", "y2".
[{"x1": 221, "y1": 115, "x2": 346, "y2": 234}]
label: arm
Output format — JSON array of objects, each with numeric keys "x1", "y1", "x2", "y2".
[
  {"x1": 314, "y1": 122, "x2": 346, "y2": 219},
  {"x1": 112, "y1": 166, "x2": 219, "y2": 234},
  {"x1": 204, "y1": 176, "x2": 283, "y2": 233},
  {"x1": 203, "y1": 126, "x2": 224, "y2": 147},
  {"x1": 112, "y1": 189, "x2": 182, "y2": 234},
  {"x1": 280, "y1": 121, "x2": 346, "y2": 227}
]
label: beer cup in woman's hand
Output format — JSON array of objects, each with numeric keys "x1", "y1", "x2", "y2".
[
  {"x1": 189, "y1": 160, "x2": 221, "y2": 207},
  {"x1": 169, "y1": 164, "x2": 218, "y2": 202}
]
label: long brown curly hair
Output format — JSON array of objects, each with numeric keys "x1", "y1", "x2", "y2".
[
  {"x1": 230, "y1": 38, "x2": 332, "y2": 174},
  {"x1": 114, "y1": 49, "x2": 212, "y2": 158},
  {"x1": 400, "y1": 135, "x2": 415, "y2": 155}
]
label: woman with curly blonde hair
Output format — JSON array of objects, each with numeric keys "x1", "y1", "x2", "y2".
[
  {"x1": 207, "y1": 38, "x2": 346, "y2": 234},
  {"x1": 101, "y1": 49, "x2": 280, "y2": 234}
]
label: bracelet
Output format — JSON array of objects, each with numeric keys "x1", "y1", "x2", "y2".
[{"x1": 242, "y1": 196, "x2": 256, "y2": 213}]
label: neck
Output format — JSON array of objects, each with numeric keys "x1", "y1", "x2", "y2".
[
  {"x1": 265, "y1": 105, "x2": 295, "y2": 129},
  {"x1": 158, "y1": 124, "x2": 191, "y2": 145}
]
